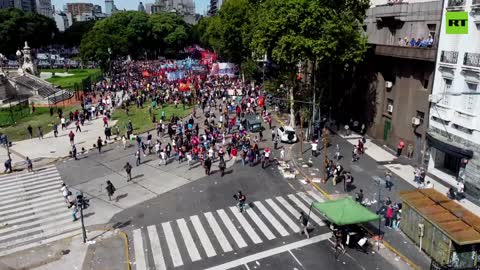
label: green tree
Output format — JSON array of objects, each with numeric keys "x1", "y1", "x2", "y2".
[
  {"x1": 0, "y1": 8, "x2": 58, "y2": 55},
  {"x1": 250, "y1": 0, "x2": 369, "y2": 124},
  {"x1": 149, "y1": 12, "x2": 190, "y2": 57},
  {"x1": 55, "y1": 20, "x2": 95, "y2": 47}
]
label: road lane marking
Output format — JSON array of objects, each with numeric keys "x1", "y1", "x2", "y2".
[
  {"x1": 217, "y1": 209, "x2": 247, "y2": 249},
  {"x1": 288, "y1": 250, "x2": 305, "y2": 268},
  {"x1": 132, "y1": 229, "x2": 147, "y2": 270},
  {"x1": 191, "y1": 215, "x2": 217, "y2": 257},
  {"x1": 307, "y1": 190, "x2": 324, "y2": 202},
  {"x1": 147, "y1": 225, "x2": 167, "y2": 270},
  {"x1": 229, "y1": 207, "x2": 262, "y2": 244},
  {"x1": 162, "y1": 222, "x2": 183, "y2": 267},
  {"x1": 177, "y1": 218, "x2": 201, "y2": 262},
  {"x1": 204, "y1": 233, "x2": 332, "y2": 270},
  {"x1": 204, "y1": 212, "x2": 233, "y2": 253},
  {"x1": 254, "y1": 201, "x2": 289, "y2": 237},
  {"x1": 245, "y1": 206, "x2": 275, "y2": 240},
  {"x1": 265, "y1": 199, "x2": 300, "y2": 233},
  {"x1": 287, "y1": 194, "x2": 325, "y2": 226}
]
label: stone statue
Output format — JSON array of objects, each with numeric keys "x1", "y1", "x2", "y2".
[{"x1": 17, "y1": 41, "x2": 38, "y2": 76}]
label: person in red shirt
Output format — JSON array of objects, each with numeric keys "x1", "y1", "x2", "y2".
[
  {"x1": 397, "y1": 139, "x2": 405, "y2": 156},
  {"x1": 231, "y1": 147, "x2": 238, "y2": 163},
  {"x1": 69, "y1": 131, "x2": 75, "y2": 145}
]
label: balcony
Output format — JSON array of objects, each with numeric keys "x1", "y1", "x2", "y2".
[
  {"x1": 447, "y1": 0, "x2": 465, "y2": 10},
  {"x1": 453, "y1": 111, "x2": 475, "y2": 130},
  {"x1": 374, "y1": 44, "x2": 437, "y2": 62},
  {"x1": 440, "y1": 50, "x2": 459, "y2": 64},
  {"x1": 464, "y1": 53, "x2": 480, "y2": 68},
  {"x1": 374, "y1": 3, "x2": 409, "y2": 21}
]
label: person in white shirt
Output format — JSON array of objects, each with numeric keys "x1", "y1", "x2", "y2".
[
  {"x1": 61, "y1": 117, "x2": 66, "y2": 130},
  {"x1": 311, "y1": 141, "x2": 318, "y2": 157},
  {"x1": 159, "y1": 150, "x2": 167, "y2": 166}
]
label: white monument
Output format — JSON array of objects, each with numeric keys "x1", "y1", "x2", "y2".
[{"x1": 16, "y1": 42, "x2": 38, "y2": 76}]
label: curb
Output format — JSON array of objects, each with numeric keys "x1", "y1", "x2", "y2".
[{"x1": 274, "y1": 113, "x2": 422, "y2": 270}]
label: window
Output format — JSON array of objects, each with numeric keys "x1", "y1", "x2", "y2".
[
  {"x1": 452, "y1": 124, "x2": 473, "y2": 134},
  {"x1": 442, "y1": 78, "x2": 452, "y2": 106},
  {"x1": 465, "y1": 82, "x2": 478, "y2": 113},
  {"x1": 386, "y1": 98, "x2": 394, "y2": 115}
]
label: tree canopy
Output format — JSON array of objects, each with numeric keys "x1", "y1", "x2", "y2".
[
  {"x1": 80, "y1": 11, "x2": 191, "y2": 69},
  {"x1": 55, "y1": 20, "x2": 96, "y2": 48},
  {"x1": 0, "y1": 8, "x2": 58, "y2": 55}
]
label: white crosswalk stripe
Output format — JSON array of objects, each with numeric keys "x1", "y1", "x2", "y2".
[
  {"x1": 147, "y1": 225, "x2": 167, "y2": 270},
  {"x1": 0, "y1": 166, "x2": 82, "y2": 256},
  {"x1": 246, "y1": 206, "x2": 275, "y2": 240},
  {"x1": 229, "y1": 207, "x2": 262, "y2": 244},
  {"x1": 162, "y1": 221, "x2": 183, "y2": 267},
  {"x1": 217, "y1": 209, "x2": 247, "y2": 249},
  {"x1": 204, "y1": 212, "x2": 233, "y2": 253},
  {"x1": 287, "y1": 194, "x2": 325, "y2": 226},
  {"x1": 130, "y1": 192, "x2": 327, "y2": 269},
  {"x1": 254, "y1": 201, "x2": 289, "y2": 237},
  {"x1": 177, "y1": 218, "x2": 202, "y2": 262},
  {"x1": 191, "y1": 215, "x2": 216, "y2": 258},
  {"x1": 265, "y1": 199, "x2": 300, "y2": 233},
  {"x1": 307, "y1": 190, "x2": 324, "y2": 202},
  {"x1": 133, "y1": 229, "x2": 147, "y2": 270}
]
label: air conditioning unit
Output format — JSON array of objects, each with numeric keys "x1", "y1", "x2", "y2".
[
  {"x1": 386, "y1": 81, "x2": 393, "y2": 88},
  {"x1": 387, "y1": 104, "x2": 394, "y2": 113},
  {"x1": 412, "y1": 117, "x2": 421, "y2": 126}
]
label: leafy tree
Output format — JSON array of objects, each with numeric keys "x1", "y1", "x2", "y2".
[
  {"x1": 55, "y1": 20, "x2": 95, "y2": 47},
  {"x1": 0, "y1": 8, "x2": 58, "y2": 55},
  {"x1": 149, "y1": 12, "x2": 190, "y2": 57}
]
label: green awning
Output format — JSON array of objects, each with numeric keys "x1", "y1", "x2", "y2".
[{"x1": 312, "y1": 197, "x2": 380, "y2": 226}]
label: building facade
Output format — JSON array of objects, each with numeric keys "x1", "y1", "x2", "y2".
[
  {"x1": 0, "y1": 0, "x2": 35, "y2": 12},
  {"x1": 35, "y1": 0, "x2": 52, "y2": 17},
  {"x1": 53, "y1": 11, "x2": 68, "y2": 31},
  {"x1": 66, "y1": 2, "x2": 93, "y2": 17},
  {"x1": 104, "y1": 0, "x2": 117, "y2": 15},
  {"x1": 151, "y1": 0, "x2": 195, "y2": 24},
  {"x1": 365, "y1": 0, "x2": 442, "y2": 163},
  {"x1": 427, "y1": 0, "x2": 480, "y2": 198}
]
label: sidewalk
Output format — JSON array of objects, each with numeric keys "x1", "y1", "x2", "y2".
[
  {"x1": 289, "y1": 130, "x2": 432, "y2": 269},
  {"x1": 0, "y1": 229, "x2": 129, "y2": 270}
]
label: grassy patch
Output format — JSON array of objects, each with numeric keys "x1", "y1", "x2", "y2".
[
  {"x1": 42, "y1": 69, "x2": 102, "y2": 90},
  {"x1": 112, "y1": 104, "x2": 193, "y2": 135},
  {"x1": 1, "y1": 106, "x2": 77, "y2": 141}
]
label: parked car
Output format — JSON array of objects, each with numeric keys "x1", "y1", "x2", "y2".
[{"x1": 277, "y1": 126, "x2": 297, "y2": 143}]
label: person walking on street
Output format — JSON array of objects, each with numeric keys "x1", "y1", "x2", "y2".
[
  {"x1": 106, "y1": 180, "x2": 116, "y2": 201},
  {"x1": 75, "y1": 120, "x2": 82, "y2": 132},
  {"x1": 124, "y1": 162, "x2": 132, "y2": 181},
  {"x1": 311, "y1": 140, "x2": 318, "y2": 157},
  {"x1": 334, "y1": 144, "x2": 341, "y2": 160},
  {"x1": 271, "y1": 129, "x2": 275, "y2": 141},
  {"x1": 122, "y1": 135, "x2": 127, "y2": 150},
  {"x1": 299, "y1": 211, "x2": 310, "y2": 238},
  {"x1": 72, "y1": 145, "x2": 78, "y2": 160},
  {"x1": 27, "y1": 125, "x2": 33, "y2": 139},
  {"x1": 204, "y1": 156, "x2": 212, "y2": 175},
  {"x1": 61, "y1": 117, "x2": 66, "y2": 130},
  {"x1": 396, "y1": 138, "x2": 405, "y2": 156},
  {"x1": 97, "y1": 137, "x2": 103, "y2": 153},
  {"x1": 385, "y1": 170, "x2": 393, "y2": 191},
  {"x1": 26, "y1": 157, "x2": 33, "y2": 172},
  {"x1": 37, "y1": 126, "x2": 43, "y2": 140},
  {"x1": 52, "y1": 122, "x2": 58, "y2": 138},
  {"x1": 69, "y1": 131, "x2": 75, "y2": 145},
  {"x1": 135, "y1": 150, "x2": 141, "y2": 166},
  {"x1": 4, "y1": 158, "x2": 12, "y2": 173}
]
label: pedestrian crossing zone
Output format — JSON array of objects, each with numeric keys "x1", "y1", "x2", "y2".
[
  {"x1": 0, "y1": 165, "x2": 81, "y2": 256},
  {"x1": 131, "y1": 190, "x2": 327, "y2": 270}
]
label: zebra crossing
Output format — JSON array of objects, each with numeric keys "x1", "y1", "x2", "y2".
[
  {"x1": 131, "y1": 191, "x2": 325, "y2": 270},
  {"x1": 0, "y1": 165, "x2": 81, "y2": 256}
]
